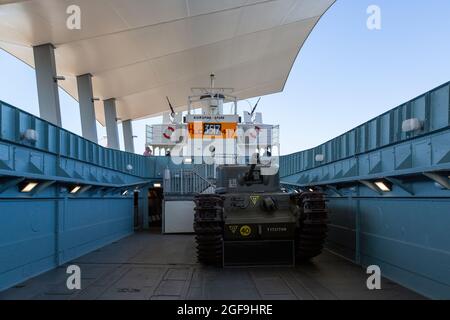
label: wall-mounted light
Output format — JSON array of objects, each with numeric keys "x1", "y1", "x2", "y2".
[
  {"x1": 21, "y1": 182, "x2": 39, "y2": 193},
  {"x1": 122, "y1": 190, "x2": 129, "y2": 196},
  {"x1": 308, "y1": 188, "x2": 314, "y2": 192},
  {"x1": 153, "y1": 183, "x2": 162, "y2": 188},
  {"x1": 375, "y1": 181, "x2": 391, "y2": 192},
  {"x1": 402, "y1": 118, "x2": 423, "y2": 133},
  {"x1": 315, "y1": 154, "x2": 325, "y2": 162},
  {"x1": 126, "y1": 164, "x2": 133, "y2": 171},
  {"x1": 21, "y1": 129, "x2": 38, "y2": 143},
  {"x1": 184, "y1": 158, "x2": 192, "y2": 164},
  {"x1": 70, "y1": 186, "x2": 82, "y2": 194}
]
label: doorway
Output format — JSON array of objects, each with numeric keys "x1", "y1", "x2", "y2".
[{"x1": 148, "y1": 188, "x2": 163, "y2": 230}]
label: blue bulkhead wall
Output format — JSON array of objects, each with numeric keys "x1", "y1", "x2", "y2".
[
  {"x1": 0, "y1": 101, "x2": 172, "y2": 291},
  {"x1": 280, "y1": 82, "x2": 450, "y2": 299},
  {"x1": 1, "y1": 81, "x2": 449, "y2": 298}
]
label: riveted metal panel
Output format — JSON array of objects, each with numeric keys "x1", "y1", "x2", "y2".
[{"x1": 430, "y1": 84, "x2": 450, "y2": 131}]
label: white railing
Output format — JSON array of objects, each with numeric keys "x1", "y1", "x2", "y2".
[{"x1": 163, "y1": 166, "x2": 215, "y2": 195}]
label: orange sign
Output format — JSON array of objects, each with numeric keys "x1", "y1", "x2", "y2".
[{"x1": 188, "y1": 122, "x2": 237, "y2": 139}]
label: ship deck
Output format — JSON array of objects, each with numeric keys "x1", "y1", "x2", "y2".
[{"x1": 0, "y1": 231, "x2": 424, "y2": 300}]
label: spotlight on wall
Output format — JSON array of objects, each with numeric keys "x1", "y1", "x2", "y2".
[
  {"x1": 21, "y1": 182, "x2": 39, "y2": 193},
  {"x1": 122, "y1": 190, "x2": 129, "y2": 196},
  {"x1": 70, "y1": 186, "x2": 82, "y2": 194},
  {"x1": 21, "y1": 129, "x2": 38, "y2": 143},
  {"x1": 375, "y1": 181, "x2": 391, "y2": 192},
  {"x1": 315, "y1": 154, "x2": 325, "y2": 162},
  {"x1": 153, "y1": 183, "x2": 162, "y2": 188},
  {"x1": 402, "y1": 118, "x2": 423, "y2": 133}
]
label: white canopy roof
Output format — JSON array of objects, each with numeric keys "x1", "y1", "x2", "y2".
[{"x1": 0, "y1": 0, "x2": 334, "y2": 124}]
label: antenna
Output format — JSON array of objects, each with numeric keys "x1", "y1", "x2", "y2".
[
  {"x1": 250, "y1": 97, "x2": 262, "y2": 117},
  {"x1": 166, "y1": 96, "x2": 175, "y2": 118}
]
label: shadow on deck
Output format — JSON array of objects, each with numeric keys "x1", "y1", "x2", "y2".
[{"x1": 0, "y1": 231, "x2": 424, "y2": 300}]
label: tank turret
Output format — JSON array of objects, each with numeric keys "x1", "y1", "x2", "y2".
[{"x1": 194, "y1": 164, "x2": 329, "y2": 267}]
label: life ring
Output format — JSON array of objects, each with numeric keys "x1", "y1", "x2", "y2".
[
  {"x1": 249, "y1": 126, "x2": 261, "y2": 139},
  {"x1": 163, "y1": 126, "x2": 175, "y2": 140}
]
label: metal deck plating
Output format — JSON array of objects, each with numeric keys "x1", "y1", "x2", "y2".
[{"x1": 0, "y1": 232, "x2": 423, "y2": 300}]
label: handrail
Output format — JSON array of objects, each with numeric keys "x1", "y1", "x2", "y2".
[{"x1": 0, "y1": 100, "x2": 171, "y2": 179}]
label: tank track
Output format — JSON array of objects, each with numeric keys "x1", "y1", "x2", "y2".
[
  {"x1": 193, "y1": 194, "x2": 224, "y2": 267},
  {"x1": 294, "y1": 192, "x2": 329, "y2": 261}
]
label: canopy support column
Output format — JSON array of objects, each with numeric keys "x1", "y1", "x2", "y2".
[
  {"x1": 122, "y1": 120, "x2": 135, "y2": 153},
  {"x1": 77, "y1": 74, "x2": 98, "y2": 143},
  {"x1": 33, "y1": 43, "x2": 61, "y2": 126},
  {"x1": 103, "y1": 98, "x2": 120, "y2": 150}
]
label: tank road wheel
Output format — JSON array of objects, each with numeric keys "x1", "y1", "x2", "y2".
[
  {"x1": 294, "y1": 192, "x2": 329, "y2": 262},
  {"x1": 193, "y1": 195, "x2": 224, "y2": 267}
]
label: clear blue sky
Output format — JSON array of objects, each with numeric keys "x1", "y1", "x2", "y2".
[{"x1": 0, "y1": 0, "x2": 449, "y2": 155}]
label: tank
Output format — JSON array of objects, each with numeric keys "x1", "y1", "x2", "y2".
[{"x1": 193, "y1": 164, "x2": 329, "y2": 267}]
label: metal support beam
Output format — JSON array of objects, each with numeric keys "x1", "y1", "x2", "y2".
[
  {"x1": 385, "y1": 177, "x2": 415, "y2": 195},
  {"x1": 33, "y1": 44, "x2": 62, "y2": 126},
  {"x1": 76, "y1": 74, "x2": 98, "y2": 143},
  {"x1": 103, "y1": 98, "x2": 120, "y2": 150},
  {"x1": 0, "y1": 177, "x2": 25, "y2": 194},
  {"x1": 122, "y1": 120, "x2": 135, "y2": 153},
  {"x1": 31, "y1": 180, "x2": 56, "y2": 196},
  {"x1": 325, "y1": 185, "x2": 343, "y2": 197},
  {"x1": 423, "y1": 172, "x2": 450, "y2": 190},
  {"x1": 78, "y1": 185, "x2": 92, "y2": 195}
]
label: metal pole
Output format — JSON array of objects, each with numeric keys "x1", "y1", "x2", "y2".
[
  {"x1": 103, "y1": 98, "x2": 120, "y2": 150},
  {"x1": 33, "y1": 43, "x2": 62, "y2": 126},
  {"x1": 77, "y1": 74, "x2": 98, "y2": 143},
  {"x1": 122, "y1": 120, "x2": 135, "y2": 153}
]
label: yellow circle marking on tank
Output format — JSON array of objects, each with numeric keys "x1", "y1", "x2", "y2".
[{"x1": 240, "y1": 225, "x2": 252, "y2": 237}]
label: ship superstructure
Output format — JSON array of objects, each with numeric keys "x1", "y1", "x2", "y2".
[{"x1": 146, "y1": 75, "x2": 279, "y2": 168}]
